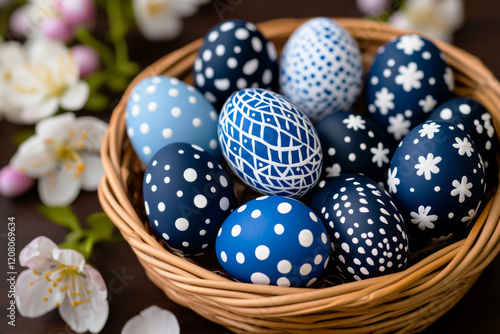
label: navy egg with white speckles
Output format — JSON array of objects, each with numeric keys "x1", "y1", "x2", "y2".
[
  {"x1": 215, "y1": 196, "x2": 330, "y2": 287},
  {"x1": 126, "y1": 75, "x2": 220, "y2": 164},
  {"x1": 388, "y1": 121, "x2": 486, "y2": 243},
  {"x1": 280, "y1": 17, "x2": 363, "y2": 122},
  {"x1": 315, "y1": 111, "x2": 394, "y2": 182},
  {"x1": 311, "y1": 174, "x2": 409, "y2": 282},
  {"x1": 427, "y1": 97, "x2": 499, "y2": 184},
  {"x1": 218, "y1": 88, "x2": 323, "y2": 198},
  {"x1": 194, "y1": 19, "x2": 278, "y2": 110},
  {"x1": 143, "y1": 143, "x2": 237, "y2": 255},
  {"x1": 366, "y1": 34, "x2": 453, "y2": 142}
]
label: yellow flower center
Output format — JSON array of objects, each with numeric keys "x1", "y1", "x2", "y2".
[{"x1": 147, "y1": 0, "x2": 169, "y2": 15}]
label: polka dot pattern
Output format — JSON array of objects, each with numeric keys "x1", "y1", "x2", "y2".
[
  {"x1": 310, "y1": 174, "x2": 409, "y2": 282},
  {"x1": 143, "y1": 143, "x2": 237, "y2": 255},
  {"x1": 126, "y1": 75, "x2": 220, "y2": 164},
  {"x1": 215, "y1": 196, "x2": 330, "y2": 287},
  {"x1": 194, "y1": 19, "x2": 278, "y2": 109},
  {"x1": 280, "y1": 17, "x2": 363, "y2": 121}
]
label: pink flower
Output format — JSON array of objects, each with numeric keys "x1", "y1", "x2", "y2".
[
  {"x1": 0, "y1": 166, "x2": 34, "y2": 197},
  {"x1": 71, "y1": 45, "x2": 101, "y2": 78},
  {"x1": 57, "y1": 0, "x2": 96, "y2": 26},
  {"x1": 41, "y1": 17, "x2": 75, "y2": 42}
]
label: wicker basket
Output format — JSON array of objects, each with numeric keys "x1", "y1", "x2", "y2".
[{"x1": 98, "y1": 18, "x2": 500, "y2": 333}]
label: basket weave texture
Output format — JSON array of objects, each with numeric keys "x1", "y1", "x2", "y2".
[{"x1": 98, "y1": 18, "x2": 500, "y2": 333}]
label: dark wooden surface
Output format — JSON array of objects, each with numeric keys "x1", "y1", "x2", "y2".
[{"x1": 1, "y1": 1, "x2": 500, "y2": 333}]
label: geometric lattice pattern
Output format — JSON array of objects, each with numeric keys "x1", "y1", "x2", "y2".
[{"x1": 219, "y1": 88, "x2": 323, "y2": 198}]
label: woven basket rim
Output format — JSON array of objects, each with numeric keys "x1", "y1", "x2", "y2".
[{"x1": 98, "y1": 17, "x2": 500, "y2": 333}]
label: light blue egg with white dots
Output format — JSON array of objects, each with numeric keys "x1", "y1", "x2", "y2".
[
  {"x1": 279, "y1": 17, "x2": 363, "y2": 122},
  {"x1": 215, "y1": 196, "x2": 330, "y2": 287},
  {"x1": 126, "y1": 75, "x2": 221, "y2": 164}
]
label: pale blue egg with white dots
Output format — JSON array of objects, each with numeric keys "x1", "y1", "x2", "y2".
[
  {"x1": 280, "y1": 17, "x2": 363, "y2": 122},
  {"x1": 215, "y1": 196, "x2": 330, "y2": 287},
  {"x1": 126, "y1": 75, "x2": 221, "y2": 164}
]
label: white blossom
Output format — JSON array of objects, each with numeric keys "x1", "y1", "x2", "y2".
[{"x1": 122, "y1": 305, "x2": 180, "y2": 334}]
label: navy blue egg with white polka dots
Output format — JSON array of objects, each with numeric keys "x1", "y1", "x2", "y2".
[
  {"x1": 218, "y1": 88, "x2": 323, "y2": 198},
  {"x1": 366, "y1": 34, "x2": 453, "y2": 142},
  {"x1": 388, "y1": 121, "x2": 486, "y2": 243},
  {"x1": 315, "y1": 111, "x2": 393, "y2": 182},
  {"x1": 427, "y1": 97, "x2": 499, "y2": 184},
  {"x1": 280, "y1": 17, "x2": 363, "y2": 122},
  {"x1": 215, "y1": 196, "x2": 330, "y2": 287},
  {"x1": 126, "y1": 75, "x2": 221, "y2": 164},
  {"x1": 143, "y1": 143, "x2": 237, "y2": 255},
  {"x1": 194, "y1": 19, "x2": 278, "y2": 109}
]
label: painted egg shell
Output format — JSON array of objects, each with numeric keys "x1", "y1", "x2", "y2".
[
  {"x1": 427, "y1": 97, "x2": 499, "y2": 184},
  {"x1": 126, "y1": 75, "x2": 220, "y2": 164},
  {"x1": 194, "y1": 19, "x2": 278, "y2": 109},
  {"x1": 218, "y1": 88, "x2": 323, "y2": 198},
  {"x1": 311, "y1": 174, "x2": 409, "y2": 281},
  {"x1": 280, "y1": 17, "x2": 363, "y2": 122},
  {"x1": 215, "y1": 196, "x2": 330, "y2": 287},
  {"x1": 387, "y1": 121, "x2": 486, "y2": 243},
  {"x1": 143, "y1": 143, "x2": 237, "y2": 255},
  {"x1": 315, "y1": 111, "x2": 394, "y2": 182},
  {"x1": 366, "y1": 34, "x2": 453, "y2": 142}
]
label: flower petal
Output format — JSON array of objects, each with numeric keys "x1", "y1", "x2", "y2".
[
  {"x1": 72, "y1": 116, "x2": 108, "y2": 152},
  {"x1": 35, "y1": 111, "x2": 76, "y2": 141},
  {"x1": 60, "y1": 81, "x2": 89, "y2": 111},
  {"x1": 51, "y1": 248, "x2": 85, "y2": 271},
  {"x1": 38, "y1": 171, "x2": 81, "y2": 207},
  {"x1": 10, "y1": 136, "x2": 54, "y2": 178},
  {"x1": 122, "y1": 305, "x2": 180, "y2": 334},
  {"x1": 80, "y1": 154, "x2": 104, "y2": 191},
  {"x1": 19, "y1": 98, "x2": 60, "y2": 124},
  {"x1": 82, "y1": 265, "x2": 109, "y2": 333},
  {"x1": 15, "y1": 269, "x2": 64, "y2": 318},
  {"x1": 19, "y1": 236, "x2": 58, "y2": 268},
  {"x1": 132, "y1": 0, "x2": 182, "y2": 40}
]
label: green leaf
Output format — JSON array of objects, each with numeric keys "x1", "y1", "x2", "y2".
[
  {"x1": 12, "y1": 129, "x2": 36, "y2": 146},
  {"x1": 87, "y1": 212, "x2": 115, "y2": 241},
  {"x1": 38, "y1": 205, "x2": 82, "y2": 232}
]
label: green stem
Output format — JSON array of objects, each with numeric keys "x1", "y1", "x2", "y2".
[{"x1": 75, "y1": 28, "x2": 115, "y2": 69}]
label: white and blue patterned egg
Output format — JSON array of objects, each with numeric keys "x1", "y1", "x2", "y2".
[
  {"x1": 218, "y1": 88, "x2": 323, "y2": 198},
  {"x1": 427, "y1": 97, "x2": 499, "y2": 184},
  {"x1": 126, "y1": 75, "x2": 220, "y2": 164},
  {"x1": 280, "y1": 17, "x2": 363, "y2": 122},
  {"x1": 143, "y1": 143, "x2": 237, "y2": 255},
  {"x1": 215, "y1": 196, "x2": 330, "y2": 287},
  {"x1": 310, "y1": 174, "x2": 410, "y2": 282},
  {"x1": 315, "y1": 111, "x2": 394, "y2": 182},
  {"x1": 387, "y1": 121, "x2": 486, "y2": 243},
  {"x1": 194, "y1": 19, "x2": 278, "y2": 109},
  {"x1": 366, "y1": 34, "x2": 454, "y2": 142}
]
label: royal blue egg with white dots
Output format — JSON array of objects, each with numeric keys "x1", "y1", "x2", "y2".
[
  {"x1": 388, "y1": 121, "x2": 486, "y2": 243},
  {"x1": 311, "y1": 174, "x2": 409, "y2": 281},
  {"x1": 126, "y1": 75, "x2": 220, "y2": 164},
  {"x1": 215, "y1": 196, "x2": 330, "y2": 287},
  {"x1": 194, "y1": 19, "x2": 278, "y2": 109},
  {"x1": 366, "y1": 34, "x2": 453, "y2": 142},
  {"x1": 280, "y1": 17, "x2": 363, "y2": 122},
  {"x1": 427, "y1": 97, "x2": 499, "y2": 184},
  {"x1": 218, "y1": 88, "x2": 323, "y2": 198},
  {"x1": 143, "y1": 143, "x2": 237, "y2": 255},
  {"x1": 315, "y1": 111, "x2": 393, "y2": 182}
]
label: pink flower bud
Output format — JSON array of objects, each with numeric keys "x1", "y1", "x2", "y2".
[
  {"x1": 57, "y1": 0, "x2": 96, "y2": 26},
  {"x1": 356, "y1": 0, "x2": 389, "y2": 15},
  {"x1": 9, "y1": 6, "x2": 32, "y2": 38},
  {"x1": 71, "y1": 44, "x2": 101, "y2": 78},
  {"x1": 0, "y1": 166, "x2": 34, "y2": 198},
  {"x1": 41, "y1": 17, "x2": 75, "y2": 42}
]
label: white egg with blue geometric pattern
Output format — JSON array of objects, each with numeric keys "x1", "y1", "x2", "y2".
[
  {"x1": 218, "y1": 88, "x2": 323, "y2": 198},
  {"x1": 126, "y1": 75, "x2": 221, "y2": 164},
  {"x1": 280, "y1": 17, "x2": 363, "y2": 122}
]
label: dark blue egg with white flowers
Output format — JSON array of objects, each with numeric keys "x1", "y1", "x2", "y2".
[
  {"x1": 143, "y1": 143, "x2": 237, "y2": 255},
  {"x1": 367, "y1": 34, "x2": 453, "y2": 142},
  {"x1": 427, "y1": 97, "x2": 499, "y2": 184},
  {"x1": 218, "y1": 88, "x2": 323, "y2": 198},
  {"x1": 194, "y1": 19, "x2": 278, "y2": 109},
  {"x1": 280, "y1": 17, "x2": 363, "y2": 122},
  {"x1": 126, "y1": 75, "x2": 220, "y2": 164},
  {"x1": 311, "y1": 174, "x2": 409, "y2": 281},
  {"x1": 388, "y1": 121, "x2": 486, "y2": 243},
  {"x1": 315, "y1": 111, "x2": 394, "y2": 182},
  {"x1": 215, "y1": 196, "x2": 330, "y2": 287}
]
